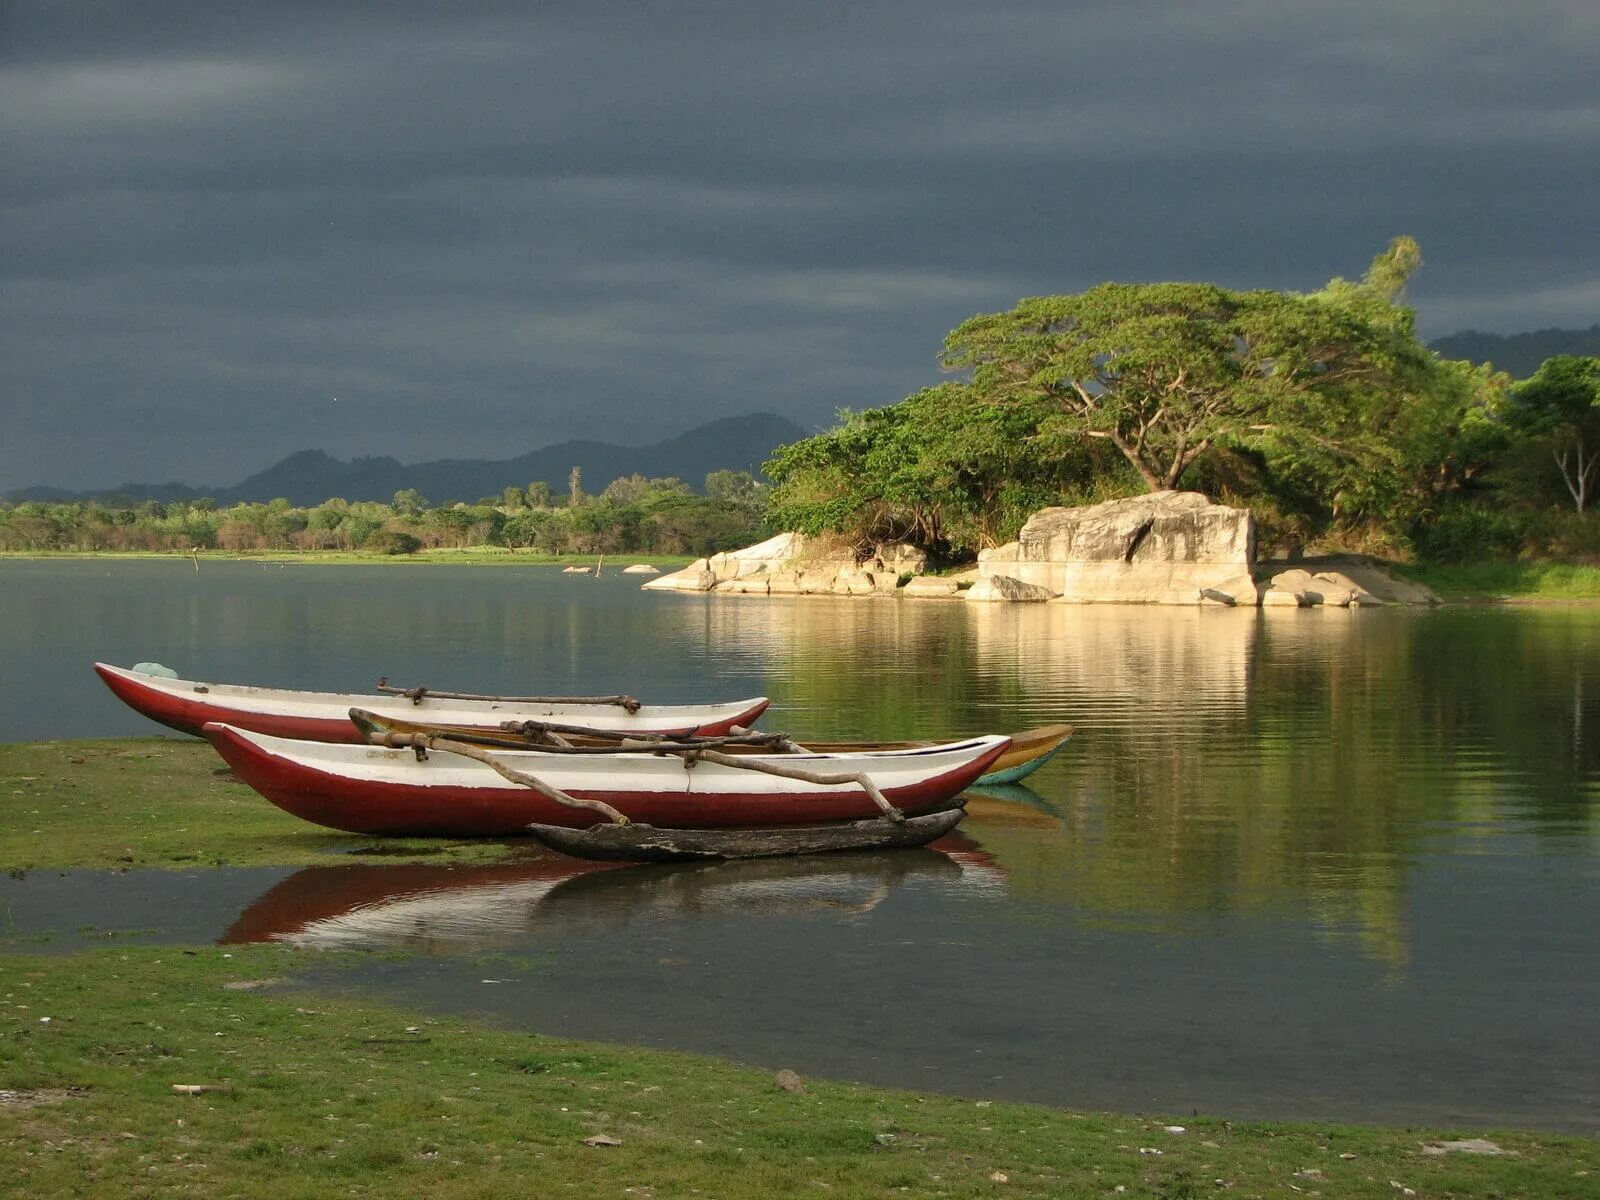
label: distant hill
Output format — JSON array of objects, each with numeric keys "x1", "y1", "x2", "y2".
[
  {"x1": 1430, "y1": 325, "x2": 1600, "y2": 379},
  {"x1": 8, "y1": 412, "x2": 810, "y2": 506}
]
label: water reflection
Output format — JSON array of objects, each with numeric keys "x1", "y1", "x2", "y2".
[
  {"x1": 221, "y1": 839, "x2": 1003, "y2": 955},
  {"x1": 656, "y1": 598, "x2": 1599, "y2": 969},
  {"x1": 5, "y1": 563, "x2": 1599, "y2": 1096}
]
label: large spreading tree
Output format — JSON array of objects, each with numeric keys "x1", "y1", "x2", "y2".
[{"x1": 941, "y1": 239, "x2": 1434, "y2": 494}]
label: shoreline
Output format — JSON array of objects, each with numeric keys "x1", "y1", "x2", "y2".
[
  {"x1": 2, "y1": 740, "x2": 1595, "y2": 1193},
  {"x1": 0, "y1": 548, "x2": 697, "y2": 569},
  {"x1": 4, "y1": 946, "x2": 1591, "y2": 1198},
  {"x1": 6, "y1": 549, "x2": 1600, "y2": 603}
]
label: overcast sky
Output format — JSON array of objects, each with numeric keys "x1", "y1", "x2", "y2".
[{"x1": 2, "y1": 1, "x2": 1596, "y2": 491}]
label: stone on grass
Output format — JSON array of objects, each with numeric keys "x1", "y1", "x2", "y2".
[
  {"x1": 775, "y1": 1069, "x2": 806, "y2": 1094},
  {"x1": 1420, "y1": 1139, "x2": 1515, "y2": 1157}
]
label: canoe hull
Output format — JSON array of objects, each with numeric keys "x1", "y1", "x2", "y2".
[
  {"x1": 357, "y1": 714, "x2": 1074, "y2": 786},
  {"x1": 526, "y1": 806, "x2": 966, "y2": 861},
  {"x1": 94, "y1": 663, "x2": 769, "y2": 741},
  {"x1": 205, "y1": 724, "x2": 1011, "y2": 837}
]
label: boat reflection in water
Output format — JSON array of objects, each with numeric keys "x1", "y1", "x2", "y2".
[{"x1": 221, "y1": 831, "x2": 1011, "y2": 955}]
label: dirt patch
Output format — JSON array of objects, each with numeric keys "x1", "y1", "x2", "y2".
[{"x1": 0, "y1": 1086, "x2": 88, "y2": 1109}]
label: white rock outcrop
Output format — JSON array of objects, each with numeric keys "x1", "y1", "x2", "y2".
[
  {"x1": 1255, "y1": 560, "x2": 1437, "y2": 606},
  {"x1": 972, "y1": 492, "x2": 1258, "y2": 605},
  {"x1": 642, "y1": 532, "x2": 915, "y2": 597},
  {"x1": 965, "y1": 575, "x2": 1054, "y2": 603},
  {"x1": 902, "y1": 575, "x2": 961, "y2": 598}
]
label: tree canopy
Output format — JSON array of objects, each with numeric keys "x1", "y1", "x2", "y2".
[
  {"x1": 1506, "y1": 356, "x2": 1600, "y2": 512},
  {"x1": 941, "y1": 240, "x2": 1433, "y2": 495}
]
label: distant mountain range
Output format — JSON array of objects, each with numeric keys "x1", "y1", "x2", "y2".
[
  {"x1": 1429, "y1": 325, "x2": 1600, "y2": 379},
  {"x1": 10, "y1": 412, "x2": 809, "y2": 507}
]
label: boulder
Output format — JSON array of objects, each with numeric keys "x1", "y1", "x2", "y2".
[
  {"x1": 902, "y1": 575, "x2": 960, "y2": 598},
  {"x1": 765, "y1": 572, "x2": 805, "y2": 595},
  {"x1": 865, "y1": 571, "x2": 903, "y2": 593},
  {"x1": 705, "y1": 531, "x2": 808, "y2": 583},
  {"x1": 641, "y1": 567, "x2": 716, "y2": 592},
  {"x1": 641, "y1": 558, "x2": 717, "y2": 591},
  {"x1": 974, "y1": 492, "x2": 1259, "y2": 605},
  {"x1": 875, "y1": 543, "x2": 928, "y2": 573},
  {"x1": 831, "y1": 571, "x2": 877, "y2": 596},
  {"x1": 966, "y1": 575, "x2": 1054, "y2": 603},
  {"x1": 1261, "y1": 588, "x2": 1308, "y2": 607},
  {"x1": 1256, "y1": 556, "x2": 1438, "y2": 606},
  {"x1": 621, "y1": 563, "x2": 659, "y2": 575},
  {"x1": 1019, "y1": 492, "x2": 1254, "y2": 565}
]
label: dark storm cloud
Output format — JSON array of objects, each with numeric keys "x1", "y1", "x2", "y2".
[{"x1": 2, "y1": 1, "x2": 1596, "y2": 490}]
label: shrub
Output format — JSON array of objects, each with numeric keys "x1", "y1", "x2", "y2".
[{"x1": 363, "y1": 529, "x2": 422, "y2": 555}]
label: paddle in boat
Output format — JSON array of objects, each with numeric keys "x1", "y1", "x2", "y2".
[
  {"x1": 347, "y1": 709, "x2": 1074, "y2": 788},
  {"x1": 202, "y1": 721, "x2": 1011, "y2": 838},
  {"x1": 93, "y1": 662, "x2": 769, "y2": 742}
]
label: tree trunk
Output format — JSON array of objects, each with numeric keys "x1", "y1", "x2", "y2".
[{"x1": 1101, "y1": 429, "x2": 1167, "y2": 492}]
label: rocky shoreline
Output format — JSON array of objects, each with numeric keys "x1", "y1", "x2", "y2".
[{"x1": 642, "y1": 492, "x2": 1440, "y2": 607}]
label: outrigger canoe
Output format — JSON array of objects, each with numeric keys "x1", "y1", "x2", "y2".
[
  {"x1": 93, "y1": 663, "x2": 770, "y2": 742},
  {"x1": 203, "y1": 722, "x2": 1011, "y2": 837},
  {"x1": 351, "y1": 711, "x2": 1074, "y2": 787}
]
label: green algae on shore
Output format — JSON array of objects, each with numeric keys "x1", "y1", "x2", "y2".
[{"x1": 0, "y1": 738, "x2": 526, "y2": 871}]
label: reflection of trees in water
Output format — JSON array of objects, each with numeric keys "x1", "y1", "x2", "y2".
[{"x1": 737, "y1": 598, "x2": 1600, "y2": 968}]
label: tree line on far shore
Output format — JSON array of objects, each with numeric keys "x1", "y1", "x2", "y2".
[
  {"x1": 7, "y1": 240, "x2": 1597, "y2": 568},
  {"x1": 765, "y1": 238, "x2": 1600, "y2": 564},
  {"x1": 0, "y1": 470, "x2": 767, "y2": 556}
]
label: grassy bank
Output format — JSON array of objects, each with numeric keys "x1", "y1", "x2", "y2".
[
  {"x1": 3, "y1": 741, "x2": 1596, "y2": 1195},
  {"x1": 1392, "y1": 561, "x2": 1600, "y2": 603},
  {"x1": 2, "y1": 944, "x2": 1592, "y2": 1199},
  {"x1": 0, "y1": 548, "x2": 698, "y2": 568},
  {"x1": 0, "y1": 738, "x2": 524, "y2": 871}
]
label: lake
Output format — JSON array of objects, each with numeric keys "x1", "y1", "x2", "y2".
[{"x1": 2, "y1": 558, "x2": 1597, "y2": 1131}]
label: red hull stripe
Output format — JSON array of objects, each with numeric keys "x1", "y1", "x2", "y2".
[{"x1": 205, "y1": 724, "x2": 1009, "y2": 837}]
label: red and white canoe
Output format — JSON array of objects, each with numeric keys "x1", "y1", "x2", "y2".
[
  {"x1": 93, "y1": 662, "x2": 769, "y2": 742},
  {"x1": 204, "y1": 722, "x2": 1011, "y2": 837}
]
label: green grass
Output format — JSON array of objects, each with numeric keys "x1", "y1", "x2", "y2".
[
  {"x1": 0, "y1": 739, "x2": 528, "y2": 871},
  {"x1": 1393, "y1": 561, "x2": 1600, "y2": 602},
  {"x1": 1, "y1": 944, "x2": 1592, "y2": 1199}
]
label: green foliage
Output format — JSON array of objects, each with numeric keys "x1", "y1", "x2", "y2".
[
  {"x1": 1505, "y1": 355, "x2": 1600, "y2": 512},
  {"x1": 364, "y1": 528, "x2": 423, "y2": 555},
  {"x1": 0, "y1": 481, "x2": 765, "y2": 559},
  {"x1": 766, "y1": 385, "x2": 1121, "y2": 557},
  {"x1": 705, "y1": 469, "x2": 763, "y2": 506},
  {"x1": 390, "y1": 488, "x2": 428, "y2": 517},
  {"x1": 942, "y1": 243, "x2": 1433, "y2": 495}
]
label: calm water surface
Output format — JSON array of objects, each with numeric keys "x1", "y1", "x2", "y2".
[{"x1": 2, "y1": 559, "x2": 1597, "y2": 1131}]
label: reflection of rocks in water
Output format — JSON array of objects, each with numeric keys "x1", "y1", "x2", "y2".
[
  {"x1": 220, "y1": 857, "x2": 622, "y2": 953},
  {"x1": 966, "y1": 603, "x2": 1260, "y2": 722}
]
